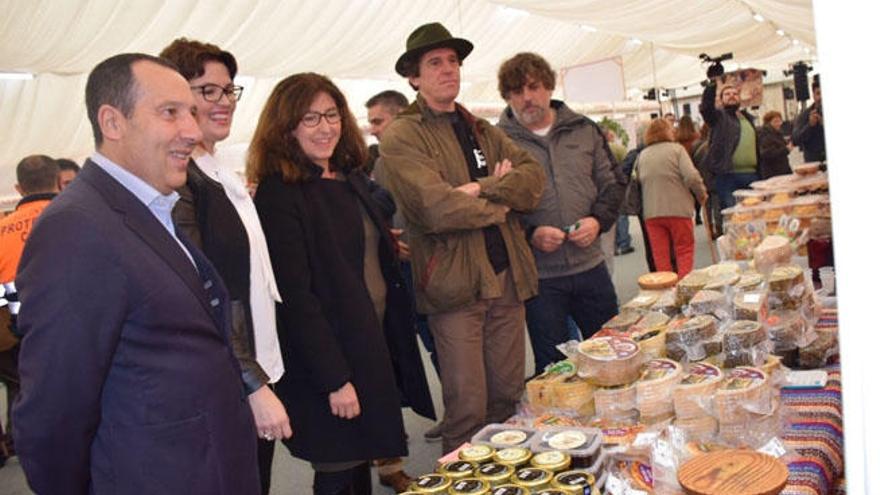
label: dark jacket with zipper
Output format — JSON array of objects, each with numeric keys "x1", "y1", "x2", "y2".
[
  {"x1": 757, "y1": 125, "x2": 792, "y2": 178},
  {"x1": 699, "y1": 83, "x2": 761, "y2": 175},
  {"x1": 497, "y1": 100, "x2": 626, "y2": 279},
  {"x1": 254, "y1": 164, "x2": 435, "y2": 463}
]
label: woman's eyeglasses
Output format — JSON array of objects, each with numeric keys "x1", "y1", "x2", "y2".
[
  {"x1": 300, "y1": 109, "x2": 341, "y2": 127},
  {"x1": 190, "y1": 84, "x2": 244, "y2": 102}
]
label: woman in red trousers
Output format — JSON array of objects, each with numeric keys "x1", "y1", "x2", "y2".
[{"x1": 637, "y1": 118, "x2": 708, "y2": 277}]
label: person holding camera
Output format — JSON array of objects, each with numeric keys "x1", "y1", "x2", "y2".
[
  {"x1": 792, "y1": 76, "x2": 826, "y2": 163},
  {"x1": 699, "y1": 79, "x2": 760, "y2": 210}
]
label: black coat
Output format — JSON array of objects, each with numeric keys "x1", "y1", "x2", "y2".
[
  {"x1": 254, "y1": 165, "x2": 435, "y2": 463},
  {"x1": 699, "y1": 83, "x2": 761, "y2": 175},
  {"x1": 757, "y1": 125, "x2": 792, "y2": 179}
]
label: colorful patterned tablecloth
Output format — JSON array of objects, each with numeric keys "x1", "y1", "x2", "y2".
[{"x1": 780, "y1": 309, "x2": 843, "y2": 495}]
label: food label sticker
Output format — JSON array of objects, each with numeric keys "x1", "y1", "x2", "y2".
[
  {"x1": 534, "y1": 451, "x2": 565, "y2": 464},
  {"x1": 758, "y1": 437, "x2": 787, "y2": 458},
  {"x1": 490, "y1": 430, "x2": 528, "y2": 445},
  {"x1": 744, "y1": 293, "x2": 762, "y2": 304},
  {"x1": 605, "y1": 475, "x2": 625, "y2": 495},
  {"x1": 547, "y1": 430, "x2": 587, "y2": 450}
]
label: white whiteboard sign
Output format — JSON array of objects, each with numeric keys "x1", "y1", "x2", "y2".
[{"x1": 561, "y1": 56, "x2": 626, "y2": 103}]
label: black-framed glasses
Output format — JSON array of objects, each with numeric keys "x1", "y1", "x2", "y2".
[
  {"x1": 300, "y1": 109, "x2": 341, "y2": 127},
  {"x1": 190, "y1": 83, "x2": 244, "y2": 102}
]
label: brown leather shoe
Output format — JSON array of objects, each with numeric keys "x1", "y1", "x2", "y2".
[{"x1": 379, "y1": 470, "x2": 414, "y2": 493}]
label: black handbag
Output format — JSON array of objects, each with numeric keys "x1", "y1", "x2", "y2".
[{"x1": 620, "y1": 154, "x2": 642, "y2": 216}]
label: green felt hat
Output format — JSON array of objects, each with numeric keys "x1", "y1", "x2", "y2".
[{"x1": 395, "y1": 22, "x2": 473, "y2": 77}]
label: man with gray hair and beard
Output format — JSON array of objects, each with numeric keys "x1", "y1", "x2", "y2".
[{"x1": 496, "y1": 52, "x2": 625, "y2": 374}]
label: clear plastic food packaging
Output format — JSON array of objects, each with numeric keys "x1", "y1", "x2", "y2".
[{"x1": 576, "y1": 336, "x2": 643, "y2": 386}]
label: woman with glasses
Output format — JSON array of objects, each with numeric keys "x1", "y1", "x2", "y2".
[
  {"x1": 159, "y1": 38, "x2": 290, "y2": 495},
  {"x1": 248, "y1": 73, "x2": 435, "y2": 494}
]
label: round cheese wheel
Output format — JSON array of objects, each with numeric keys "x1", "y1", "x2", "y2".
[
  {"x1": 678, "y1": 449, "x2": 788, "y2": 495},
  {"x1": 704, "y1": 272, "x2": 741, "y2": 291},
  {"x1": 723, "y1": 321, "x2": 768, "y2": 350},
  {"x1": 638, "y1": 271, "x2": 679, "y2": 290},
  {"x1": 768, "y1": 265, "x2": 805, "y2": 292},
  {"x1": 674, "y1": 362, "x2": 723, "y2": 419},
  {"x1": 636, "y1": 359, "x2": 682, "y2": 417},
  {"x1": 577, "y1": 336, "x2": 642, "y2": 387},
  {"x1": 602, "y1": 310, "x2": 642, "y2": 332},
  {"x1": 676, "y1": 270, "x2": 711, "y2": 305},
  {"x1": 766, "y1": 310, "x2": 805, "y2": 349},
  {"x1": 667, "y1": 315, "x2": 717, "y2": 345},
  {"x1": 688, "y1": 289, "x2": 727, "y2": 316},
  {"x1": 594, "y1": 383, "x2": 637, "y2": 418},
  {"x1": 715, "y1": 367, "x2": 769, "y2": 424},
  {"x1": 673, "y1": 415, "x2": 719, "y2": 441},
  {"x1": 622, "y1": 292, "x2": 661, "y2": 313},
  {"x1": 733, "y1": 291, "x2": 767, "y2": 321}
]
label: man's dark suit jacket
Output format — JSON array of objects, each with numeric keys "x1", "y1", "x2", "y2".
[{"x1": 12, "y1": 161, "x2": 259, "y2": 494}]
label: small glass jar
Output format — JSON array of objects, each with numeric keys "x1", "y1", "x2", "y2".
[
  {"x1": 409, "y1": 473, "x2": 452, "y2": 494},
  {"x1": 529, "y1": 451, "x2": 571, "y2": 473},
  {"x1": 476, "y1": 462, "x2": 514, "y2": 487},
  {"x1": 512, "y1": 468, "x2": 553, "y2": 491},
  {"x1": 448, "y1": 477, "x2": 491, "y2": 495},
  {"x1": 440, "y1": 460, "x2": 479, "y2": 480},
  {"x1": 489, "y1": 484, "x2": 530, "y2": 495},
  {"x1": 460, "y1": 443, "x2": 496, "y2": 464},
  {"x1": 493, "y1": 447, "x2": 532, "y2": 468},
  {"x1": 551, "y1": 470, "x2": 596, "y2": 494}
]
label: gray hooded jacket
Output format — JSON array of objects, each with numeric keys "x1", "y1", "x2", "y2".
[{"x1": 497, "y1": 101, "x2": 625, "y2": 279}]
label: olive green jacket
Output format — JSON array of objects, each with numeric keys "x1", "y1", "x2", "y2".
[{"x1": 378, "y1": 95, "x2": 545, "y2": 314}]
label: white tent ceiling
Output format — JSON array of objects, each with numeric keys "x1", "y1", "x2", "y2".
[{"x1": 0, "y1": 0, "x2": 817, "y2": 197}]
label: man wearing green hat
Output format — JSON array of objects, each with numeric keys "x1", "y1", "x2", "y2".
[{"x1": 379, "y1": 22, "x2": 545, "y2": 454}]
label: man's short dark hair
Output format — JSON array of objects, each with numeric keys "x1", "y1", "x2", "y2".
[
  {"x1": 16, "y1": 155, "x2": 59, "y2": 194},
  {"x1": 365, "y1": 90, "x2": 409, "y2": 113},
  {"x1": 812, "y1": 74, "x2": 821, "y2": 91},
  {"x1": 85, "y1": 53, "x2": 179, "y2": 146},
  {"x1": 497, "y1": 52, "x2": 556, "y2": 100},
  {"x1": 55, "y1": 158, "x2": 81, "y2": 173}
]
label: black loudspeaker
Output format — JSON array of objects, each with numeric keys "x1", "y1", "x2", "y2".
[
  {"x1": 792, "y1": 62, "x2": 811, "y2": 102},
  {"x1": 783, "y1": 87, "x2": 795, "y2": 100},
  {"x1": 683, "y1": 103, "x2": 692, "y2": 115}
]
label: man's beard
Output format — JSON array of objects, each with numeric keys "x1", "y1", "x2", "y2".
[
  {"x1": 723, "y1": 103, "x2": 739, "y2": 112},
  {"x1": 513, "y1": 105, "x2": 547, "y2": 127}
]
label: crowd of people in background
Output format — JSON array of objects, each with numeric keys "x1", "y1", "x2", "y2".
[{"x1": 0, "y1": 20, "x2": 825, "y2": 495}]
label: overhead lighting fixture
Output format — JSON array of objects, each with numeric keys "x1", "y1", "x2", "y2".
[
  {"x1": 0, "y1": 71, "x2": 34, "y2": 80},
  {"x1": 579, "y1": 24, "x2": 597, "y2": 32},
  {"x1": 753, "y1": 13, "x2": 765, "y2": 22},
  {"x1": 792, "y1": 39, "x2": 800, "y2": 45},
  {"x1": 630, "y1": 37, "x2": 643, "y2": 46},
  {"x1": 776, "y1": 29, "x2": 785, "y2": 36}
]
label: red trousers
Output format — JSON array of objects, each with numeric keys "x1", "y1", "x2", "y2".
[{"x1": 645, "y1": 217, "x2": 695, "y2": 278}]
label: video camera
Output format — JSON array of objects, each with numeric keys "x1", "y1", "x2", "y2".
[{"x1": 700, "y1": 52, "x2": 734, "y2": 80}]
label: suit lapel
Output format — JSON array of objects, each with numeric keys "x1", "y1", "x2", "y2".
[{"x1": 79, "y1": 162, "x2": 221, "y2": 329}]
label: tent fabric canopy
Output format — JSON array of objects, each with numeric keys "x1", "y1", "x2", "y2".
[{"x1": 0, "y1": 0, "x2": 816, "y2": 197}]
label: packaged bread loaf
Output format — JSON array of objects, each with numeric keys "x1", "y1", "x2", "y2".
[
  {"x1": 676, "y1": 270, "x2": 710, "y2": 306},
  {"x1": 527, "y1": 361, "x2": 576, "y2": 409},
  {"x1": 577, "y1": 336, "x2": 642, "y2": 386},
  {"x1": 715, "y1": 367, "x2": 770, "y2": 424},
  {"x1": 733, "y1": 290, "x2": 768, "y2": 321},
  {"x1": 638, "y1": 271, "x2": 679, "y2": 290},
  {"x1": 635, "y1": 358, "x2": 682, "y2": 418},
  {"x1": 673, "y1": 362, "x2": 723, "y2": 419}
]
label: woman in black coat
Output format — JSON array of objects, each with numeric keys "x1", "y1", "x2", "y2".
[
  {"x1": 249, "y1": 73, "x2": 435, "y2": 495},
  {"x1": 758, "y1": 110, "x2": 792, "y2": 179}
]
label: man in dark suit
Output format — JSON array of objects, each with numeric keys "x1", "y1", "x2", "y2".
[{"x1": 12, "y1": 53, "x2": 260, "y2": 494}]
